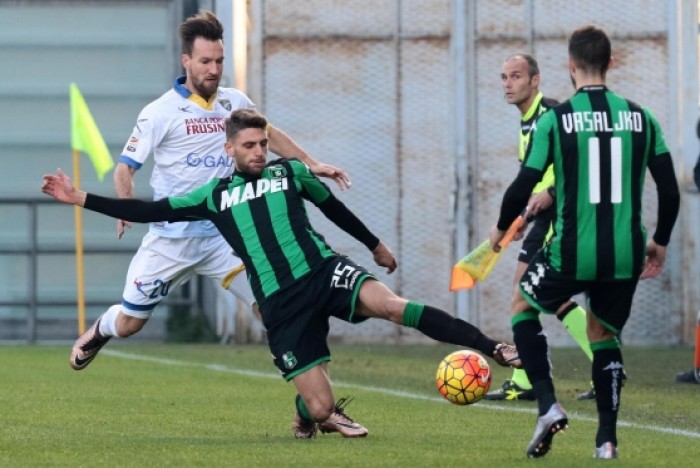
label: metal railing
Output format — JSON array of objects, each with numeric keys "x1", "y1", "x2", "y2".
[{"x1": 0, "y1": 198, "x2": 196, "y2": 343}]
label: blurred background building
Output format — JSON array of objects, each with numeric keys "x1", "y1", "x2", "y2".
[{"x1": 1, "y1": 0, "x2": 698, "y2": 346}]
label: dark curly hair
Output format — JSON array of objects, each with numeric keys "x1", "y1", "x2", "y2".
[{"x1": 179, "y1": 10, "x2": 224, "y2": 56}]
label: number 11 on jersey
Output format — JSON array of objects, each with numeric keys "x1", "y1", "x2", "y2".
[{"x1": 588, "y1": 136, "x2": 622, "y2": 204}]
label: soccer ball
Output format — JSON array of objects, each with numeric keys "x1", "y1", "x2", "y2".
[{"x1": 436, "y1": 350, "x2": 492, "y2": 405}]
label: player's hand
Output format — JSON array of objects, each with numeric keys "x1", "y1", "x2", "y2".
[
  {"x1": 41, "y1": 169, "x2": 85, "y2": 206},
  {"x1": 527, "y1": 189, "x2": 553, "y2": 216},
  {"x1": 308, "y1": 162, "x2": 352, "y2": 191},
  {"x1": 372, "y1": 241, "x2": 397, "y2": 274},
  {"x1": 640, "y1": 239, "x2": 667, "y2": 279},
  {"x1": 489, "y1": 225, "x2": 506, "y2": 252},
  {"x1": 117, "y1": 219, "x2": 132, "y2": 239}
]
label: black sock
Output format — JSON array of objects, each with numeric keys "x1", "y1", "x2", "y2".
[
  {"x1": 513, "y1": 315, "x2": 556, "y2": 416},
  {"x1": 592, "y1": 342, "x2": 624, "y2": 446},
  {"x1": 556, "y1": 302, "x2": 578, "y2": 322},
  {"x1": 413, "y1": 304, "x2": 499, "y2": 356},
  {"x1": 532, "y1": 380, "x2": 557, "y2": 416}
]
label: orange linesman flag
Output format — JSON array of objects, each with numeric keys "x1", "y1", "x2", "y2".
[{"x1": 449, "y1": 216, "x2": 525, "y2": 291}]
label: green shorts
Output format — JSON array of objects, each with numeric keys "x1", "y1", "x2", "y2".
[
  {"x1": 518, "y1": 250, "x2": 639, "y2": 334},
  {"x1": 259, "y1": 255, "x2": 375, "y2": 381}
]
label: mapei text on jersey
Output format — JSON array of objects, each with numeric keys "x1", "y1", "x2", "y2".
[
  {"x1": 560, "y1": 110, "x2": 643, "y2": 134},
  {"x1": 220, "y1": 178, "x2": 289, "y2": 210}
]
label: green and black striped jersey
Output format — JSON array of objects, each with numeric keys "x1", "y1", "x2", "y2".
[
  {"x1": 522, "y1": 86, "x2": 670, "y2": 280},
  {"x1": 168, "y1": 159, "x2": 336, "y2": 300},
  {"x1": 102, "y1": 157, "x2": 378, "y2": 304}
]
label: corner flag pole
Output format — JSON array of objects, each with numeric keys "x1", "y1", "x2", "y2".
[{"x1": 72, "y1": 150, "x2": 87, "y2": 334}]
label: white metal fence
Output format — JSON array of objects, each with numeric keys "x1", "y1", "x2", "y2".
[
  {"x1": 1, "y1": 0, "x2": 697, "y2": 345},
  {"x1": 249, "y1": 0, "x2": 700, "y2": 345}
]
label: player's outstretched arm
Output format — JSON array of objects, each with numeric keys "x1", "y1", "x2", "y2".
[
  {"x1": 42, "y1": 169, "x2": 188, "y2": 224},
  {"x1": 42, "y1": 169, "x2": 87, "y2": 206},
  {"x1": 268, "y1": 125, "x2": 351, "y2": 190}
]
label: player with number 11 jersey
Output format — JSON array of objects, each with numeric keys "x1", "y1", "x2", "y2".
[{"x1": 522, "y1": 86, "x2": 672, "y2": 280}]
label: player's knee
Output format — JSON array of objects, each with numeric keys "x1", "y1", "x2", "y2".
[
  {"x1": 587, "y1": 318, "x2": 614, "y2": 342},
  {"x1": 510, "y1": 290, "x2": 530, "y2": 315},
  {"x1": 378, "y1": 297, "x2": 406, "y2": 324}
]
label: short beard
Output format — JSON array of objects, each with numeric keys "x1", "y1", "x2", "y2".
[{"x1": 192, "y1": 79, "x2": 219, "y2": 100}]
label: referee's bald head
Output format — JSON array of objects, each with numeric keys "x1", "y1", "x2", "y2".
[{"x1": 504, "y1": 54, "x2": 540, "y2": 79}]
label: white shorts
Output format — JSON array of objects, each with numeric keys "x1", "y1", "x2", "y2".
[{"x1": 121, "y1": 232, "x2": 254, "y2": 319}]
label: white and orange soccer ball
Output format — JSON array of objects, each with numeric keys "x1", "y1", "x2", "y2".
[{"x1": 436, "y1": 350, "x2": 492, "y2": 405}]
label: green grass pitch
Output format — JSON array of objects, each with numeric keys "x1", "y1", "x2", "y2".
[{"x1": 0, "y1": 343, "x2": 698, "y2": 466}]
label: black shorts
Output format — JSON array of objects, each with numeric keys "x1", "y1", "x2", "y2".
[
  {"x1": 518, "y1": 250, "x2": 639, "y2": 334},
  {"x1": 259, "y1": 255, "x2": 375, "y2": 381},
  {"x1": 518, "y1": 204, "x2": 556, "y2": 264}
]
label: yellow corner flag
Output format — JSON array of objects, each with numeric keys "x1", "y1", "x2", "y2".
[{"x1": 70, "y1": 83, "x2": 114, "y2": 180}]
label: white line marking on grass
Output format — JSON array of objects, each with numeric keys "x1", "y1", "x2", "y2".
[{"x1": 104, "y1": 349, "x2": 700, "y2": 439}]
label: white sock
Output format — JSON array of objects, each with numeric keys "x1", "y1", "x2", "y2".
[{"x1": 98, "y1": 304, "x2": 122, "y2": 338}]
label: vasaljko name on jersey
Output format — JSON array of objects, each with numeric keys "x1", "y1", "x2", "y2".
[{"x1": 560, "y1": 110, "x2": 643, "y2": 134}]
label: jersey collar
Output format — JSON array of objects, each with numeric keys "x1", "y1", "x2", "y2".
[
  {"x1": 173, "y1": 76, "x2": 219, "y2": 110},
  {"x1": 577, "y1": 85, "x2": 608, "y2": 93},
  {"x1": 233, "y1": 168, "x2": 264, "y2": 182},
  {"x1": 521, "y1": 91, "x2": 544, "y2": 122}
]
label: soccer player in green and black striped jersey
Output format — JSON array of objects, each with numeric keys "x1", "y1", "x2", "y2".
[
  {"x1": 486, "y1": 54, "x2": 595, "y2": 402},
  {"x1": 490, "y1": 26, "x2": 680, "y2": 459},
  {"x1": 43, "y1": 108, "x2": 522, "y2": 440}
]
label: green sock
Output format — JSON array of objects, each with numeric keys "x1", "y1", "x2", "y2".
[
  {"x1": 510, "y1": 368, "x2": 532, "y2": 389},
  {"x1": 295, "y1": 394, "x2": 313, "y2": 422},
  {"x1": 402, "y1": 301, "x2": 424, "y2": 327},
  {"x1": 560, "y1": 304, "x2": 593, "y2": 361}
]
